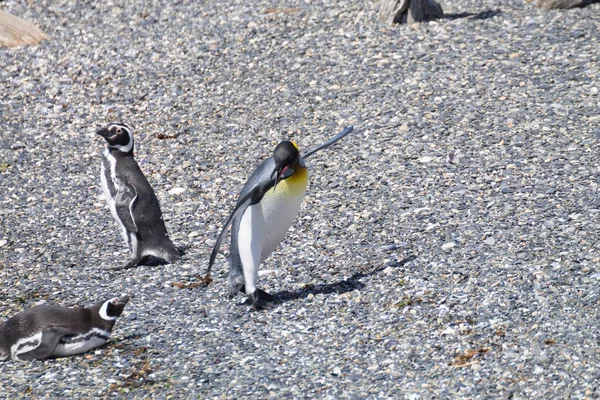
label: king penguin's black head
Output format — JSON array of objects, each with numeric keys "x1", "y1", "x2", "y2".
[
  {"x1": 96, "y1": 123, "x2": 134, "y2": 153},
  {"x1": 271, "y1": 140, "x2": 304, "y2": 189}
]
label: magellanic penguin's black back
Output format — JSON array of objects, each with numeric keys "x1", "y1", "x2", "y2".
[
  {"x1": 0, "y1": 297, "x2": 128, "y2": 361},
  {"x1": 103, "y1": 150, "x2": 171, "y2": 247},
  {"x1": 1, "y1": 304, "x2": 90, "y2": 339},
  {"x1": 0, "y1": 304, "x2": 92, "y2": 359}
]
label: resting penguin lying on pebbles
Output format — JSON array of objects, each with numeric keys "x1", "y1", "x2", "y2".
[
  {"x1": 0, "y1": 295, "x2": 129, "y2": 361},
  {"x1": 208, "y1": 126, "x2": 354, "y2": 309},
  {"x1": 97, "y1": 123, "x2": 180, "y2": 270}
]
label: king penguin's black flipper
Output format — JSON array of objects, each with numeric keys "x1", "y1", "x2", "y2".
[
  {"x1": 303, "y1": 126, "x2": 354, "y2": 160},
  {"x1": 207, "y1": 198, "x2": 250, "y2": 274},
  {"x1": 207, "y1": 173, "x2": 279, "y2": 273},
  {"x1": 115, "y1": 179, "x2": 138, "y2": 233}
]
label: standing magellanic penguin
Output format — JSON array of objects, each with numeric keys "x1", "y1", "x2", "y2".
[
  {"x1": 208, "y1": 126, "x2": 354, "y2": 309},
  {"x1": 0, "y1": 296, "x2": 129, "y2": 361},
  {"x1": 97, "y1": 123, "x2": 180, "y2": 270}
]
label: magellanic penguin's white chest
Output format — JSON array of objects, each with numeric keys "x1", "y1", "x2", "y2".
[
  {"x1": 10, "y1": 331, "x2": 43, "y2": 360},
  {"x1": 52, "y1": 328, "x2": 111, "y2": 357},
  {"x1": 100, "y1": 149, "x2": 120, "y2": 221},
  {"x1": 8, "y1": 328, "x2": 112, "y2": 360},
  {"x1": 243, "y1": 167, "x2": 309, "y2": 262},
  {"x1": 100, "y1": 149, "x2": 133, "y2": 248}
]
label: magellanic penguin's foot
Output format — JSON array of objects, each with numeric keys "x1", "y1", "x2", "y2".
[
  {"x1": 137, "y1": 255, "x2": 150, "y2": 266},
  {"x1": 102, "y1": 255, "x2": 142, "y2": 271},
  {"x1": 250, "y1": 289, "x2": 276, "y2": 310},
  {"x1": 102, "y1": 263, "x2": 135, "y2": 271},
  {"x1": 175, "y1": 245, "x2": 188, "y2": 257},
  {"x1": 166, "y1": 249, "x2": 181, "y2": 263}
]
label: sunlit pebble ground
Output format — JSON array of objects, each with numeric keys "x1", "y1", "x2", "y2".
[{"x1": 0, "y1": 0, "x2": 599, "y2": 398}]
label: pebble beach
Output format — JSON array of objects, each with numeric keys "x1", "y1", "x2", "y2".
[{"x1": 0, "y1": 0, "x2": 599, "y2": 398}]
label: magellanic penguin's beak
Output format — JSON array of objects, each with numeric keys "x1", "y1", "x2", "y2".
[
  {"x1": 96, "y1": 127, "x2": 112, "y2": 138},
  {"x1": 115, "y1": 295, "x2": 131, "y2": 306}
]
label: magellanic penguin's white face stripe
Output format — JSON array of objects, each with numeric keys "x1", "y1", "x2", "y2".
[
  {"x1": 237, "y1": 204, "x2": 264, "y2": 296},
  {"x1": 108, "y1": 124, "x2": 134, "y2": 153},
  {"x1": 99, "y1": 298, "x2": 119, "y2": 321},
  {"x1": 11, "y1": 331, "x2": 42, "y2": 361},
  {"x1": 52, "y1": 328, "x2": 111, "y2": 357}
]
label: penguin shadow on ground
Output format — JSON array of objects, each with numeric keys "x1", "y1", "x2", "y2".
[
  {"x1": 272, "y1": 254, "x2": 417, "y2": 304},
  {"x1": 442, "y1": 9, "x2": 501, "y2": 21}
]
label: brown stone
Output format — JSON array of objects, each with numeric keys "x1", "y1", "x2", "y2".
[
  {"x1": 0, "y1": 9, "x2": 49, "y2": 48},
  {"x1": 536, "y1": 0, "x2": 585, "y2": 9}
]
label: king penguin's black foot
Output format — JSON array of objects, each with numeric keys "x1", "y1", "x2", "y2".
[{"x1": 250, "y1": 289, "x2": 276, "y2": 310}]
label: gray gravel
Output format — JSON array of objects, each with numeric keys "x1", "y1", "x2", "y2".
[{"x1": 1, "y1": 0, "x2": 599, "y2": 398}]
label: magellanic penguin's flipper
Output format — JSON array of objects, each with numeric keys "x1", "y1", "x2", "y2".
[
  {"x1": 115, "y1": 179, "x2": 138, "y2": 233},
  {"x1": 16, "y1": 326, "x2": 74, "y2": 361},
  {"x1": 207, "y1": 176, "x2": 278, "y2": 274},
  {"x1": 302, "y1": 126, "x2": 354, "y2": 160}
]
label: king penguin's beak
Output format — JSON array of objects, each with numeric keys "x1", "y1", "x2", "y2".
[{"x1": 272, "y1": 165, "x2": 295, "y2": 191}]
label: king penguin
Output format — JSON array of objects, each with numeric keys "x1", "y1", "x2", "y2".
[
  {"x1": 208, "y1": 126, "x2": 354, "y2": 309},
  {"x1": 97, "y1": 123, "x2": 180, "y2": 270},
  {"x1": 0, "y1": 295, "x2": 129, "y2": 361}
]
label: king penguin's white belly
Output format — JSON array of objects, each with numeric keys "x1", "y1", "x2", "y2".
[
  {"x1": 256, "y1": 167, "x2": 308, "y2": 261},
  {"x1": 258, "y1": 190, "x2": 305, "y2": 260},
  {"x1": 235, "y1": 167, "x2": 308, "y2": 293}
]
